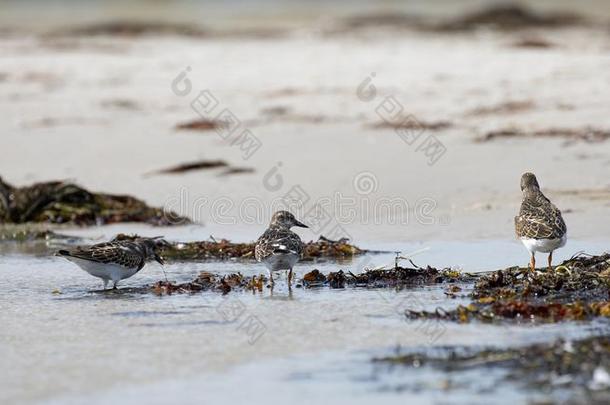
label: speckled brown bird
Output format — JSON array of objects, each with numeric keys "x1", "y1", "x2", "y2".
[
  {"x1": 56, "y1": 238, "x2": 165, "y2": 289},
  {"x1": 515, "y1": 172, "x2": 567, "y2": 272},
  {"x1": 255, "y1": 211, "x2": 308, "y2": 287}
]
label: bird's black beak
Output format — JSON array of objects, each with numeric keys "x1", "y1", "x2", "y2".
[
  {"x1": 154, "y1": 254, "x2": 165, "y2": 265},
  {"x1": 294, "y1": 220, "x2": 309, "y2": 228}
]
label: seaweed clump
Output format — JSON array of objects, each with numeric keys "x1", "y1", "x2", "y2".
[
  {"x1": 435, "y1": 4, "x2": 582, "y2": 31},
  {"x1": 374, "y1": 335, "x2": 610, "y2": 396},
  {"x1": 302, "y1": 265, "x2": 475, "y2": 289},
  {"x1": 160, "y1": 236, "x2": 366, "y2": 262},
  {"x1": 407, "y1": 253, "x2": 610, "y2": 323},
  {"x1": 473, "y1": 254, "x2": 610, "y2": 302},
  {"x1": 302, "y1": 236, "x2": 365, "y2": 259},
  {"x1": 477, "y1": 127, "x2": 610, "y2": 143},
  {"x1": 302, "y1": 269, "x2": 327, "y2": 287},
  {"x1": 152, "y1": 272, "x2": 265, "y2": 296},
  {"x1": 161, "y1": 239, "x2": 256, "y2": 261},
  {"x1": 348, "y1": 266, "x2": 473, "y2": 287},
  {"x1": 411, "y1": 301, "x2": 610, "y2": 324},
  {"x1": 0, "y1": 177, "x2": 188, "y2": 226},
  {"x1": 145, "y1": 258, "x2": 472, "y2": 295},
  {"x1": 55, "y1": 21, "x2": 206, "y2": 37}
]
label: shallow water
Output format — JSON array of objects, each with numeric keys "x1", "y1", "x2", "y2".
[{"x1": 1, "y1": 233, "x2": 609, "y2": 404}]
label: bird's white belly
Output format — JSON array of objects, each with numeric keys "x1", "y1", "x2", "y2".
[
  {"x1": 67, "y1": 257, "x2": 139, "y2": 281},
  {"x1": 263, "y1": 253, "x2": 299, "y2": 272},
  {"x1": 520, "y1": 234, "x2": 567, "y2": 253}
]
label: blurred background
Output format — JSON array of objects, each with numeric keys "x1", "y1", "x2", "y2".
[
  {"x1": 2, "y1": 0, "x2": 610, "y2": 31},
  {"x1": 1, "y1": 0, "x2": 609, "y2": 243}
]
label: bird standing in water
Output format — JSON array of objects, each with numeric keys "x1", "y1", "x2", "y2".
[
  {"x1": 255, "y1": 211, "x2": 308, "y2": 288},
  {"x1": 57, "y1": 237, "x2": 165, "y2": 289}
]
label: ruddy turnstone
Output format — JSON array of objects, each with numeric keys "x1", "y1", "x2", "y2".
[
  {"x1": 515, "y1": 172, "x2": 567, "y2": 272},
  {"x1": 255, "y1": 211, "x2": 308, "y2": 287},
  {"x1": 56, "y1": 238, "x2": 165, "y2": 289}
]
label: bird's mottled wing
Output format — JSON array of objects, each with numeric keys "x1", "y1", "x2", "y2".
[
  {"x1": 255, "y1": 228, "x2": 304, "y2": 261},
  {"x1": 68, "y1": 241, "x2": 144, "y2": 268},
  {"x1": 515, "y1": 193, "x2": 566, "y2": 239}
]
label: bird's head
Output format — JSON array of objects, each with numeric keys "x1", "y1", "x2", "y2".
[
  {"x1": 269, "y1": 210, "x2": 308, "y2": 230},
  {"x1": 137, "y1": 237, "x2": 166, "y2": 265},
  {"x1": 520, "y1": 172, "x2": 540, "y2": 192}
]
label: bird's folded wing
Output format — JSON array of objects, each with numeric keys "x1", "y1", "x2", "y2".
[
  {"x1": 69, "y1": 242, "x2": 142, "y2": 267},
  {"x1": 255, "y1": 229, "x2": 304, "y2": 260},
  {"x1": 516, "y1": 201, "x2": 566, "y2": 239}
]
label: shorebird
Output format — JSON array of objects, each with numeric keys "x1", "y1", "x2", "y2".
[
  {"x1": 514, "y1": 172, "x2": 567, "y2": 273},
  {"x1": 255, "y1": 211, "x2": 308, "y2": 287},
  {"x1": 56, "y1": 238, "x2": 165, "y2": 289}
]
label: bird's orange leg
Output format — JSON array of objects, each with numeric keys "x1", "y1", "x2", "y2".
[
  {"x1": 547, "y1": 251, "x2": 553, "y2": 271},
  {"x1": 288, "y1": 268, "x2": 293, "y2": 289},
  {"x1": 529, "y1": 252, "x2": 536, "y2": 273}
]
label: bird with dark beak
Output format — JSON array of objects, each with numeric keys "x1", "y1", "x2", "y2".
[{"x1": 254, "y1": 211, "x2": 309, "y2": 288}]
